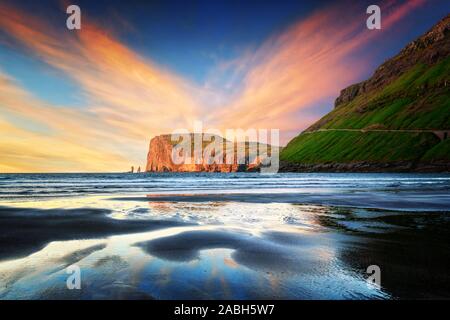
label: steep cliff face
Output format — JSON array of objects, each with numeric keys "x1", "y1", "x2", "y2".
[
  {"x1": 146, "y1": 134, "x2": 272, "y2": 172},
  {"x1": 333, "y1": 14, "x2": 449, "y2": 110},
  {"x1": 280, "y1": 15, "x2": 450, "y2": 172}
]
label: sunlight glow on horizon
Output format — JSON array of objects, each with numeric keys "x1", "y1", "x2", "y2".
[{"x1": 0, "y1": 0, "x2": 429, "y2": 172}]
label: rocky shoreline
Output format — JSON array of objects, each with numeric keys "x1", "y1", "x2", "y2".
[{"x1": 278, "y1": 160, "x2": 450, "y2": 173}]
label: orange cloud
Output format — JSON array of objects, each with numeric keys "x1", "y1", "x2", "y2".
[
  {"x1": 0, "y1": 3, "x2": 204, "y2": 172},
  {"x1": 208, "y1": 0, "x2": 426, "y2": 143},
  {"x1": 0, "y1": 0, "x2": 427, "y2": 171},
  {"x1": 0, "y1": 3, "x2": 201, "y2": 136},
  {"x1": 0, "y1": 72, "x2": 131, "y2": 172}
]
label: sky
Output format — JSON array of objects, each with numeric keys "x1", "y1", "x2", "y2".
[{"x1": 0, "y1": 0, "x2": 449, "y2": 172}]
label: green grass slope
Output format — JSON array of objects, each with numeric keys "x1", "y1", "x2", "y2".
[
  {"x1": 281, "y1": 131, "x2": 439, "y2": 164},
  {"x1": 281, "y1": 17, "x2": 450, "y2": 170},
  {"x1": 315, "y1": 58, "x2": 450, "y2": 131}
]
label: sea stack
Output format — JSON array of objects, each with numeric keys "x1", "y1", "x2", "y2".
[{"x1": 145, "y1": 134, "x2": 276, "y2": 172}]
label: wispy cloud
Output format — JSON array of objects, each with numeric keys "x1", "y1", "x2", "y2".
[
  {"x1": 0, "y1": 0, "x2": 427, "y2": 171},
  {"x1": 0, "y1": 71, "x2": 131, "y2": 172},
  {"x1": 207, "y1": 0, "x2": 426, "y2": 142},
  {"x1": 0, "y1": 3, "x2": 204, "y2": 172}
]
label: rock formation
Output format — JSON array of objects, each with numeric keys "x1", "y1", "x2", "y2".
[
  {"x1": 280, "y1": 15, "x2": 450, "y2": 172},
  {"x1": 333, "y1": 14, "x2": 449, "y2": 110},
  {"x1": 146, "y1": 134, "x2": 276, "y2": 172}
]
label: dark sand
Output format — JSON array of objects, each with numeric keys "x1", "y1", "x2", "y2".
[
  {"x1": 317, "y1": 208, "x2": 450, "y2": 299},
  {"x1": 135, "y1": 229, "x2": 327, "y2": 273},
  {"x1": 1, "y1": 201, "x2": 450, "y2": 299},
  {"x1": 0, "y1": 206, "x2": 192, "y2": 261},
  {"x1": 134, "y1": 208, "x2": 450, "y2": 299}
]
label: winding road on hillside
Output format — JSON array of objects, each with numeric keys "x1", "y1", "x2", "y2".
[{"x1": 304, "y1": 128, "x2": 450, "y2": 140}]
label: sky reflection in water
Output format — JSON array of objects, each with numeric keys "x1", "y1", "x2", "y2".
[{"x1": 1, "y1": 173, "x2": 449, "y2": 299}]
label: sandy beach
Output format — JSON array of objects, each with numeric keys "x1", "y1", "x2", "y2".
[{"x1": 0, "y1": 173, "x2": 449, "y2": 299}]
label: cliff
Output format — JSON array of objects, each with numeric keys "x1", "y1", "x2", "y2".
[
  {"x1": 332, "y1": 15, "x2": 450, "y2": 110},
  {"x1": 146, "y1": 134, "x2": 275, "y2": 172},
  {"x1": 280, "y1": 14, "x2": 450, "y2": 172}
]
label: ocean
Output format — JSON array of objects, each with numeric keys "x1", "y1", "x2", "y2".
[{"x1": 0, "y1": 173, "x2": 449, "y2": 299}]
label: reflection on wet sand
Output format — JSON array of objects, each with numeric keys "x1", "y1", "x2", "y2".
[
  {"x1": 135, "y1": 228, "x2": 333, "y2": 274},
  {"x1": 0, "y1": 192, "x2": 449, "y2": 299},
  {"x1": 0, "y1": 205, "x2": 191, "y2": 261},
  {"x1": 331, "y1": 211, "x2": 450, "y2": 299}
]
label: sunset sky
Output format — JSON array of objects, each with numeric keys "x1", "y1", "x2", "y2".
[{"x1": 0, "y1": 0, "x2": 448, "y2": 172}]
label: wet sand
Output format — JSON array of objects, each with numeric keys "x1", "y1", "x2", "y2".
[
  {"x1": 0, "y1": 197, "x2": 449, "y2": 299},
  {"x1": 0, "y1": 173, "x2": 449, "y2": 299},
  {"x1": 0, "y1": 206, "x2": 191, "y2": 261},
  {"x1": 113, "y1": 190, "x2": 450, "y2": 211}
]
